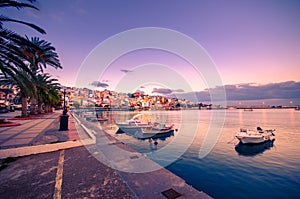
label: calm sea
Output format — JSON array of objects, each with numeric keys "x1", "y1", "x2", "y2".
[{"x1": 96, "y1": 109, "x2": 300, "y2": 199}]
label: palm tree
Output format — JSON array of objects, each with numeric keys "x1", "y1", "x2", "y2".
[
  {"x1": 44, "y1": 85, "x2": 61, "y2": 113},
  {"x1": 0, "y1": 1, "x2": 46, "y2": 116},
  {"x1": 35, "y1": 73, "x2": 60, "y2": 113},
  {"x1": 0, "y1": 69, "x2": 36, "y2": 117},
  {"x1": 0, "y1": 1, "x2": 63, "y2": 117},
  {"x1": 19, "y1": 37, "x2": 62, "y2": 114},
  {"x1": 21, "y1": 37, "x2": 62, "y2": 72}
]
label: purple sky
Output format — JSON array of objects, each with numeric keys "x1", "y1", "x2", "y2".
[{"x1": 2, "y1": 0, "x2": 300, "y2": 100}]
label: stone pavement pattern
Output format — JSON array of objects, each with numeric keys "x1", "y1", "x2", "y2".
[{"x1": 0, "y1": 111, "x2": 82, "y2": 149}]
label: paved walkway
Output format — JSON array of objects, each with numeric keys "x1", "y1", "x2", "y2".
[{"x1": 0, "y1": 111, "x2": 81, "y2": 149}]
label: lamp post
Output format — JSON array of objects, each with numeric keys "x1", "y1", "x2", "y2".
[
  {"x1": 63, "y1": 88, "x2": 67, "y2": 115},
  {"x1": 59, "y1": 87, "x2": 69, "y2": 131}
]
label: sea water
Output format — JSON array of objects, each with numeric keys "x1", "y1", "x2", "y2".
[{"x1": 98, "y1": 109, "x2": 300, "y2": 198}]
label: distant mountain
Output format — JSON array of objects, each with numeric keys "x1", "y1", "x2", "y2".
[{"x1": 168, "y1": 81, "x2": 300, "y2": 106}]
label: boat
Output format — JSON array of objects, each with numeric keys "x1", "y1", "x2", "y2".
[
  {"x1": 142, "y1": 123, "x2": 174, "y2": 135},
  {"x1": 295, "y1": 106, "x2": 300, "y2": 111},
  {"x1": 235, "y1": 127, "x2": 275, "y2": 144},
  {"x1": 116, "y1": 113, "x2": 151, "y2": 130}
]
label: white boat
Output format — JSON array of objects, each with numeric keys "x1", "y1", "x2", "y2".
[
  {"x1": 235, "y1": 127, "x2": 275, "y2": 144},
  {"x1": 142, "y1": 123, "x2": 174, "y2": 135},
  {"x1": 116, "y1": 114, "x2": 151, "y2": 130}
]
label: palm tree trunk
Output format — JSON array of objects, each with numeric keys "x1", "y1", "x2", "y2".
[
  {"x1": 21, "y1": 96, "x2": 28, "y2": 117},
  {"x1": 30, "y1": 98, "x2": 37, "y2": 115},
  {"x1": 45, "y1": 104, "x2": 49, "y2": 113}
]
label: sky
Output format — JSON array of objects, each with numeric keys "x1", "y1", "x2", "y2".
[{"x1": 2, "y1": 0, "x2": 300, "y2": 104}]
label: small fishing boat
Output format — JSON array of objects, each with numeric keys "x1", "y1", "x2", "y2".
[{"x1": 235, "y1": 127, "x2": 275, "y2": 144}]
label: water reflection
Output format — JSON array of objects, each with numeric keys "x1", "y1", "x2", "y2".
[
  {"x1": 235, "y1": 139, "x2": 275, "y2": 156},
  {"x1": 115, "y1": 128, "x2": 175, "y2": 151}
]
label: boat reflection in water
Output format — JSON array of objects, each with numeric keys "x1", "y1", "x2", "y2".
[
  {"x1": 116, "y1": 128, "x2": 175, "y2": 150},
  {"x1": 235, "y1": 139, "x2": 275, "y2": 156}
]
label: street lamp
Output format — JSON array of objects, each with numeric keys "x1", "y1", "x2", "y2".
[
  {"x1": 63, "y1": 88, "x2": 67, "y2": 115},
  {"x1": 59, "y1": 87, "x2": 69, "y2": 131}
]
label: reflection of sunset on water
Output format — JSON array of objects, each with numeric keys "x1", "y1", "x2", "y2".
[
  {"x1": 238, "y1": 109, "x2": 244, "y2": 127},
  {"x1": 289, "y1": 109, "x2": 295, "y2": 127},
  {"x1": 261, "y1": 109, "x2": 267, "y2": 125}
]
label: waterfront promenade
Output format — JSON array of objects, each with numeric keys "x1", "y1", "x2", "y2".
[{"x1": 0, "y1": 111, "x2": 210, "y2": 199}]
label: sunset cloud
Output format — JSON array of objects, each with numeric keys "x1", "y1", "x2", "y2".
[
  {"x1": 152, "y1": 88, "x2": 185, "y2": 95},
  {"x1": 90, "y1": 81, "x2": 109, "y2": 88},
  {"x1": 120, "y1": 69, "x2": 133, "y2": 73},
  {"x1": 171, "y1": 81, "x2": 300, "y2": 102},
  {"x1": 193, "y1": 81, "x2": 300, "y2": 101}
]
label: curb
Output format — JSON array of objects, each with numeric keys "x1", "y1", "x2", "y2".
[
  {"x1": 0, "y1": 140, "x2": 83, "y2": 159},
  {"x1": 71, "y1": 113, "x2": 96, "y2": 140}
]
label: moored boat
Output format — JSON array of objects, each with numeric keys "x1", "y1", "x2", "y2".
[{"x1": 235, "y1": 127, "x2": 275, "y2": 144}]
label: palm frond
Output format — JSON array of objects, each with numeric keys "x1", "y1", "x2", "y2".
[
  {"x1": 0, "y1": 15, "x2": 46, "y2": 34},
  {"x1": 0, "y1": 0, "x2": 38, "y2": 10}
]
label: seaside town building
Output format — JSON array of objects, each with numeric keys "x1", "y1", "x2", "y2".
[{"x1": 2, "y1": 86, "x2": 296, "y2": 111}]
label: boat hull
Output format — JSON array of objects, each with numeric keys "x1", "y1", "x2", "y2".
[
  {"x1": 235, "y1": 129, "x2": 275, "y2": 144},
  {"x1": 142, "y1": 128, "x2": 174, "y2": 135},
  {"x1": 236, "y1": 135, "x2": 270, "y2": 144}
]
